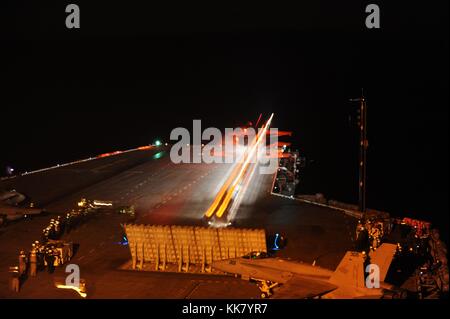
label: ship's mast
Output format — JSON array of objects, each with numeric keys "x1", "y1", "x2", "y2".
[{"x1": 351, "y1": 90, "x2": 368, "y2": 216}]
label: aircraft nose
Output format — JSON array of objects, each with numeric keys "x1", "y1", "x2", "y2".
[
  {"x1": 211, "y1": 260, "x2": 226, "y2": 271},
  {"x1": 212, "y1": 259, "x2": 235, "y2": 273}
]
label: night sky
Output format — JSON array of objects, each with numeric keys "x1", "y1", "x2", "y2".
[{"x1": 4, "y1": 2, "x2": 449, "y2": 238}]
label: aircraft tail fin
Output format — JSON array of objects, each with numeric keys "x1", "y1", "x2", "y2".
[
  {"x1": 369, "y1": 243, "x2": 397, "y2": 282},
  {"x1": 329, "y1": 251, "x2": 366, "y2": 289}
]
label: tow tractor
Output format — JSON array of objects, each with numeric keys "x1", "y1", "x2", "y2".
[{"x1": 251, "y1": 278, "x2": 279, "y2": 298}]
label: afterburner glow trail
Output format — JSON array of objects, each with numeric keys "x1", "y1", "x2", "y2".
[{"x1": 204, "y1": 113, "x2": 274, "y2": 220}]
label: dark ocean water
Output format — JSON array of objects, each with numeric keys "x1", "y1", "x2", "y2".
[{"x1": 274, "y1": 109, "x2": 449, "y2": 243}]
